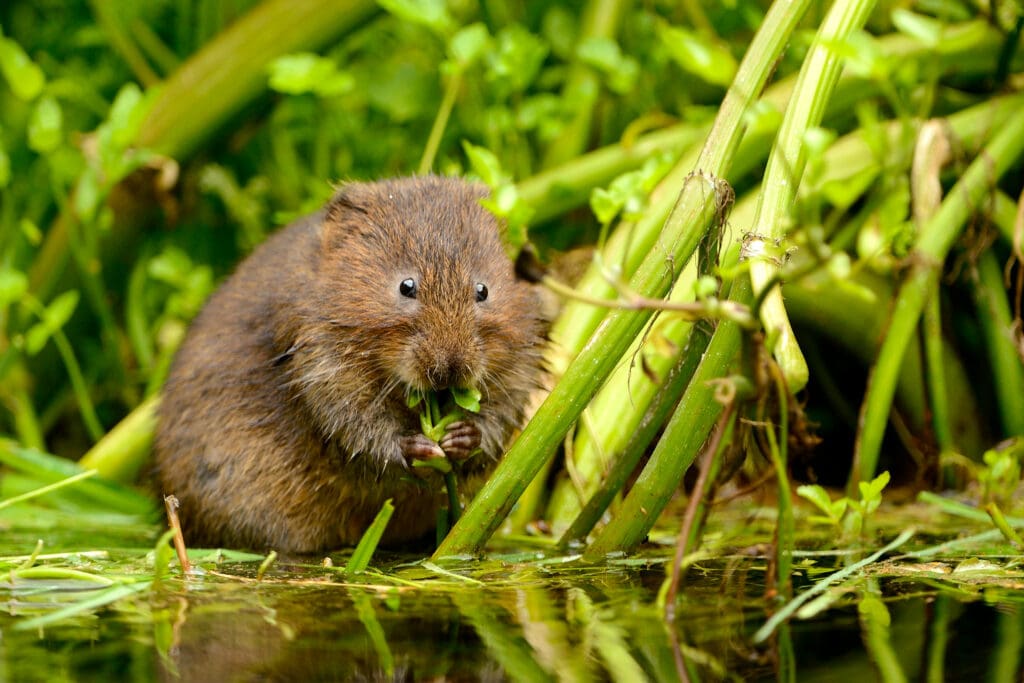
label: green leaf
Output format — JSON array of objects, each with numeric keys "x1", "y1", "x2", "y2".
[
  {"x1": 377, "y1": 0, "x2": 454, "y2": 36},
  {"x1": 576, "y1": 37, "x2": 638, "y2": 94},
  {"x1": 452, "y1": 386, "x2": 482, "y2": 413},
  {"x1": 462, "y1": 141, "x2": 506, "y2": 187},
  {"x1": 267, "y1": 53, "x2": 354, "y2": 97},
  {"x1": 152, "y1": 528, "x2": 177, "y2": 585},
  {"x1": 346, "y1": 498, "x2": 395, "y2": 574},
  {"x1": 0, "y1": 35, "x2": 45, "y2": 101},
  {"x1": 0, "y1": 268, "x2": 28, "y2": 309},
  {"x1": 27, "y1": 95, "x2": 63, "y2": 153},
  {"x1": 24, "y1": 290, "x2": 79, "y2": 356},
  {"x1": 448, "y1": 23, "x2": 491, "y2": 67},
  {"x1": 891, "y1": 9, "x2": 942, "y2": 47},
  {"x1": 658, "y1": 23, "x2": 737, "y2": 87},
  {"x1": 796, "y1": 484, "x2": 836, "y2": 517},
  {"x1": 485, "y1": 25, "x2": 548, "y2": 96},
  {"x1": 105, "y1": 83, "x2": 149, "y2": 151},
  {"x1": 858, "y1": 470, "x2": 890, "y2": 505}
]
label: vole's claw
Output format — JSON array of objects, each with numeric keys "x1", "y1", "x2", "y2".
[
  {"x1": 440, "y1": 421, "x2": 482, "y2": 461},
  {"x1": 400, "y1": 433, "x2": 445, "y2": 460}
]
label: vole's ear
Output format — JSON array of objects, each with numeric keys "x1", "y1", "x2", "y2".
[
  {"x1": 325, "y1": 182, "x2": 370, "y2": 225},
  {"x1": 322, "y1": 182, "x2": 374, "y2": 250},
  {"x1": 514, "y1": 243, "x2": 546, "y2": 283}
]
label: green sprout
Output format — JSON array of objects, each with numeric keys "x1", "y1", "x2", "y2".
[{"x1": 407, "y1": 386, "x2": 483, "y2": 526}]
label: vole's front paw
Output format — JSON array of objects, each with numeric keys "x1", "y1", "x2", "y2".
[
  {"x1": 399, "y1": 434, "x2": 446, "y2": 479},
  {"x1": 439, "y1": 421, "x2": 482, "y2": 461}
]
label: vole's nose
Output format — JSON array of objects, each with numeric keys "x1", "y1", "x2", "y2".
[{"x1": 426, "y1": 351, "x2": 473, "y2": 390}]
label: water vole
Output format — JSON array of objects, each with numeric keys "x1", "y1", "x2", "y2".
[{"x1": 153, "y1": 176, "x2": 546, "y2": 552}]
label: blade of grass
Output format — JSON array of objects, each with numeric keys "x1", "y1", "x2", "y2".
[
  {"x1": 78, "y1": 395, "x2": 159, "y2": 484},
  {"x1": 0, "y1": 439, "x2": 156, "y2": 516},
  {"x1": 753, "y1": 528, "x2": 914, "y2": 643},
  {"x1": 0, "y1": 469, "x2": 97, "y2": 511},
  {"x1": 13, "y1": 580, "x2": 152, "y2": 631},
  {"x1": 974, "y1": 249, "x2": 1024, "y2": 437},
  {"x1": 345, "y1": 498, "x2": 394, "y2": 575}
]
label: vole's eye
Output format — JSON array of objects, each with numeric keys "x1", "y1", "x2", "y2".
[
  {"x1": 399, "y1": 278, "x2": 417, "y2": 299},
  {"x1": 475, "y1": 283, "x2": 488, "y2": 302}
]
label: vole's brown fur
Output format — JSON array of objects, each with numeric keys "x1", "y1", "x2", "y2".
[{"x1": 153, "y1": 177, "x2": 546, "y2": 553}]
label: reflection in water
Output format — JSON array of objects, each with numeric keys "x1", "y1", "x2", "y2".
[{"x1": 4, "y1": 559, "x2": 1024, "y2": 681}]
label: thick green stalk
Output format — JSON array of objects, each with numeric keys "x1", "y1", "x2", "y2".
[
  {"x1": 851, "y1": 104, "x2": 1024, "y2": 490},
  {"x1": 586, "y1": 0, "x2": 878, "y2": 556},
  {"x1": 543, "y1": 25, "x2": 1010, "y2": 372},
  {"x1": 922, "y1": 291, "x2": 952, "y2": 450},
  {"x1": 433, "y1": 0, "x2": 814, "y2": 559},
  {"x1": 784, "y1": 271, "x2": 986, "y2": 457},
  {"x1": 557, "y1": 318, "x2": 711, "y2": 547},
  {"x1": 545, "y1": 269, "x2": 697, "y2": 530},
  {"x1": 974, "y1": 249, "x2": 1024, "y2": 436},
  {"x1": 584, "y1": 279, "x2": 747, "y2": 558},
  {"x1": 136, "y1": 0, "x2": 380, "y2": 160},
  {"x1": 78, "y1": 395, "x2": 159, "y2": 483},
  {"x1": 913, "y1": 121, "x2": 954, "y2": 453},
  {"x1": 541, "y1": 0, "x2": 632, "y2": 168},
  {"x1": 747, "y1": 0, "x2": 879, "y2": 392}
]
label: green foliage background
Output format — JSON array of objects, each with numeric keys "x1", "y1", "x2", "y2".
[{"x1": 1, "y1": 0, "x2": 1023, "y2": 552}]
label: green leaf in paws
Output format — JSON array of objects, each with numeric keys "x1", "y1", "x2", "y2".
[
  {"x1": 412, "y1": 455, "x2": 452, "y2": 474},
  {"x1": 451, "y1": 386, "x2": 482, "y2": 413}
]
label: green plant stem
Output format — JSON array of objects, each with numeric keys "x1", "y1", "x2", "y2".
[
  {"x1": 519, "y1": 123, "x2": 706, "y2": 224},
  {"x1": 541, "y1": 0, "x2": 631, "y2": 168},
  {"x1": 23, "y1": 295, "x2": 104, "y2": 443},
  {"x1": 541, "y1": 25, "x2": 1015, "y2": 376},
  {"x1": 922, "y1": 287, "x2": 952, "y2": 451},
  {"x1": 766, "y1": 359, "x2": 793, "y2": 597},
  {"x1": 586, "y1": 0, "x2": 876, "y2": 557},
  {"x1": 974, "y1": 249, "x2": 1024, "y2": 437},
  {"x1": 125, "y1": 255, "x2": 154, "y2": 373},
  {"x1": 434, "y1": 0, "x2": 813, "y2": 559},
  {"x1": 747, "y1": 0, "x2": 879, "y2": 392},
  {"x1": 585, "y1": 279, "x2": 748, "y2": 558},
  {"x1": 136, "y1": 0, "x2": 380, "y2": 160},
  {"x1": 0, "y1": 469, "x2": 98, "y2": 511},
  {"x1": 985, "y1": 501, "x2": 1024, "y2": 548},
  {"x1": 130, "y1": 18, "x2": 181, "y2": 75},
  {"x1": 418, "y1": 70, "x2": 462, "y2": 175},
  {"x1": 78, "y1": 395, "x2": 159, "y2": 483},
  {"x1": 444, "y1": 471, "x2": 461, "y2": 524},
  {"x1": 850, "y1": 103, "x2": 1024, "y2": 491},
  {"x1": 557, "y1": 323, "x2": 710, "y2": 547}
]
